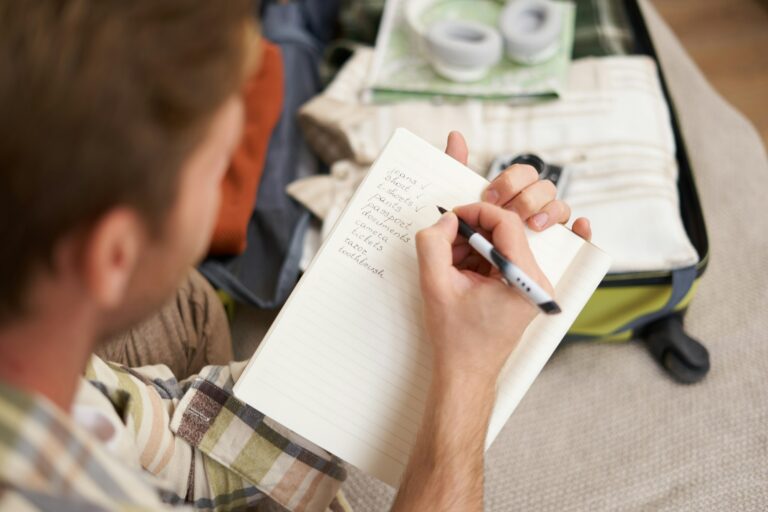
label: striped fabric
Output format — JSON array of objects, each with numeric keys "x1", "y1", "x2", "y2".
[
  {"x1": 573, "y1": 0, "x2": 636, "y2": 58},
  {"x1": 0, "y1": 356, "x2": 351, "y2": 511}
]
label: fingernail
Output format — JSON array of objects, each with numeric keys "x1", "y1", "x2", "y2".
[
  {"x1": 483, "y1": 189, "x2": 499, "y2": 204},
  {"x1": 532, "y1": 212, "x2": 549, "y2": 229},
  {"x1": 438, "y1": 212, "x2": 453, "y2": 224}
]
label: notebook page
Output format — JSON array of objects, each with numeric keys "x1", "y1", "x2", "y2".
[
  {"x1": 234, "y1": 128, "x2": 608, "y2": 487},
  {"x1": 487, "y1": 239, "x2": 612, "y2": 446}
]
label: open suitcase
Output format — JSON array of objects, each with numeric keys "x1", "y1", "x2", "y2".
[
  {"x1": 564, "y1": 0, "x2": 710, "y2": 384},
  {"x1": 227, "y1": 0, "x2": 711, "y2": 384}
]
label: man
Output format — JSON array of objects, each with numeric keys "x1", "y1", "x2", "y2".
[{"x1": 0, "y1": 1, "x2": 590, "y2": 511}]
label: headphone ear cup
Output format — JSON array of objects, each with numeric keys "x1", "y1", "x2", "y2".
[
  {"x1": 424, "y1": 20, "x2": 503, "y2": 82},
  {"x1": 499, "y1": 0, "x2": 563, "y2": 64}
]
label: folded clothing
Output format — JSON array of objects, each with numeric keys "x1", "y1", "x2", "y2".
[
  {"x1": 288, "y1": 160, "x2": 367, "y2": 273},
  {"x1": 300, "y1": 50, "x2": 678, "y2": 171},
  {"x1": 209, "y1": 40, "x2": 284, "y2": 256},
  {"x1": 296, "y1": 49, "x2": 698, "y2": 273}
]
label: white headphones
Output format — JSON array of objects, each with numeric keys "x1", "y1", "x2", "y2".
[{"x1": 405, "y1": 0, "x2": 563, "y2": 82}]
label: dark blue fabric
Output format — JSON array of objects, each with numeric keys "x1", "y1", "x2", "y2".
[{"x1": 199, "y1": 0, "x2": 340, "y2": 309}]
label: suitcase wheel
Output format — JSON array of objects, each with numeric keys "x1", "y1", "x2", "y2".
[{"x1": 640, "y1": 315, "x2": 710, "y2": 384}]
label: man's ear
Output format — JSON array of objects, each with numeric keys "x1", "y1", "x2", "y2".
[{"x1": 81, "y1": 208, "x2": 143, "y2": 309}]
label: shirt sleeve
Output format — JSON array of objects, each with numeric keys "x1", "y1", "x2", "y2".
[{"x1": 84, "y1": 356, "x2": 350, "y2": 512}]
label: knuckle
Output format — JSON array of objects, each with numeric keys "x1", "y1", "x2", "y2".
[
  {"x1": 503, "y1": 208, "x2": 524, "y2": 227},
  {"x1": 479, "y1": 201, "x2": 498, "y2": 216},
  {"x1": 517, "y1": 190, "x2": 537, "y2": 212},
  {"x1": 501, "y1": 171, "x2": 518, "y2": 191},
  {"x1": 487, "y1": 201, "x2": 503, "y2": 213},
  {"x1": 522, "y1": 164, "x2": 539, "y2": 182},
  {"x1": 541, "y1": 179, "x2": 557, "y2": 197},
  {"x1": 507, "y1": 207, "x2": 522, "y2": 221},
  {"x1": 549, "y1": 204, "x2": 565, "y2": 223},
  {"x1": 547, "y1": 198, "x2": 563, "y2": 214}
]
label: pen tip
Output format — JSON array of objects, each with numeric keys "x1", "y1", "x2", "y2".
[
  {"x1": 437, "y1": 206, "x2": 447, "y2": 214},
  {"x1": 540, "y1": 301, "x2": 562, "y2": 315}
]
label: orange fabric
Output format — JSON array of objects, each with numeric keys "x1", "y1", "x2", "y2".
[{"x1": 209, "y1": 41, "x2": 284, "y2": 256}]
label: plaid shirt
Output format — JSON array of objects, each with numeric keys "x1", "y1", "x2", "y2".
[
  {"x1": 0, "y1": 356, "x2": 351, "y2": 511},
  {"x1": 572, "y1": 0, "x2": 636, "y2": 58}
]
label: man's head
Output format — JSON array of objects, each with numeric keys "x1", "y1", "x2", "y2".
[{"x1": 0, "y1": 1, "x2": 255, "y2": 337}]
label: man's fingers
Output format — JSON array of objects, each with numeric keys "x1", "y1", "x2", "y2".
[
  {"x1": 444, "y1": 131, "x2": 468, "y2": 166},
  {"x1": 451, "y1": 202, "x2": 553, "y2": 294},
  {"x1": 415, "y1": 212, "x2": 459, "y2": 296},
  {"x1": 527, "y1": 199, "x2": 571, "y2": 231},
  {"x1": 452, "y1": 203, "x2": 527, "y2": 260},
  {"x1": 483, "y1": 164, "x2": 538, "y2": 206},
  {"x1": 504, "y1": 179, "x2": 558, "y2": 221},
  {"x1": 572, "y1": 217, "x2": 592, "y2": 242}
]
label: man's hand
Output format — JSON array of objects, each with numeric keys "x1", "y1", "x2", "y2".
[
  {"x1": 416, "y1": 202, "x2": 548, "y2": 383},
  {"x1": 392, "y1": 132, "x2": 590, "y2": 512},
  {"x1": 421, "y1": 130, "x2": 591, "y2": 383},
  {"x1": 446, "y1": 130, "x2": 592, "y2": 241}
]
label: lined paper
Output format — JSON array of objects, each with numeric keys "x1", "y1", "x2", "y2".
[{"x1": 234, "y1": 129, "x2": 611, "y2": 487}]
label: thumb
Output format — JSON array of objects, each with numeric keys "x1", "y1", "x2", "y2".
[
  {"x1": 445, "y1": 131, "x2": 469, "y2": 166},
  {"x1": 415, "y1": 212, "x2": 459, "y2": 296}
]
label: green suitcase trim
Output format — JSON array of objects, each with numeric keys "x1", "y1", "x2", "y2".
[{"x1": 567, "y1": 278, "x2": 699, "y2": 341}]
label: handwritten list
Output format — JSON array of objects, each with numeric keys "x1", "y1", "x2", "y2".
[{"x1": 336, "y1": 167, "x2": 429, "y2": 279}]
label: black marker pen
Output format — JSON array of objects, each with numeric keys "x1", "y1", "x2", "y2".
[{"x1": 437, "y1": 206, "x2": 561, "y2": 315}]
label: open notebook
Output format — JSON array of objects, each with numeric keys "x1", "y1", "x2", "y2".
[{"x1": 234, "y1": 128, "x2": 611, "y2": 487}]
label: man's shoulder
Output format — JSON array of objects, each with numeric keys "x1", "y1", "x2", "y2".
[{"x1": 0, "y1": 377, "x2": 184, "y2": 512}]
